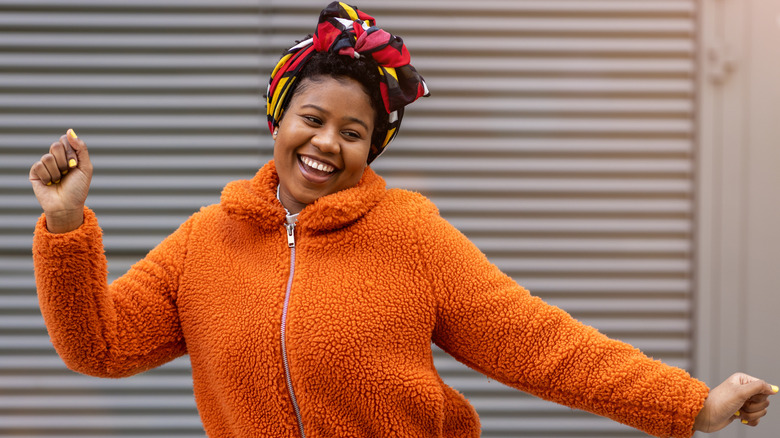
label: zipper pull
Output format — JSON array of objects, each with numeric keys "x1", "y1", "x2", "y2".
[{"x1": 285, "y1": 223, "x2": 296, "y2": 248}]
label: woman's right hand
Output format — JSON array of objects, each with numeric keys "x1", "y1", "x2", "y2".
[{"x1": 29, "y1": 129, "x2": 93, "y2": 233}]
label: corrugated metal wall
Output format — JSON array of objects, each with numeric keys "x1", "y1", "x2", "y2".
[{"x1": 0, "y1": 0, "x2": 696, "y2": 436}]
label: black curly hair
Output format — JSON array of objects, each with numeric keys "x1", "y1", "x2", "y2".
[{"x1": 277, "y1": 50, "x2": 389, "y2": 161}]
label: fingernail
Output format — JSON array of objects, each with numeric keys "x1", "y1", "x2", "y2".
[
  {"x1": 772, "y1": 385, "x2": 778, "y2": 393},
  {"x1": 67, "y1": 128, "x2": 78, "y2": 139},
  {"x1": 68, "y1": 158, "x2": 77, "y2": 168},
  {"x1": 742, "y1": 419, "x2": 749, "y2": 424},
  {"x1": 46, "y1": 181, "x2": 52, "y2": 186},
  {"x1": 735, "y1": 411, "x2": 741, "y2": 416},
  {"x1": 54, "y1": 179, "x2": 60, "y2": 184},
  {"x1": 62, "y1": 169, "x2": 68, "y2": 175}
]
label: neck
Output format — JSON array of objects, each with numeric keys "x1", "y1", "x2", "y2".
[{"x1": 276, "y1": 183, "x2": 306, "y2": 215}]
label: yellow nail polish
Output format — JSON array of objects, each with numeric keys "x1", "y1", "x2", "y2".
[
  {"x1": 772, "y1": 385, "x2": 778, "y2": 393},
  {"x1": 46, "y1": 181, "x2": 52, "y2": 186},
  {"x1": 735, "y1": 411, "x2": 741, "y2": 417},
  {"x1": 742, "y1": 419, "x2": 749, "y2": 424},
  {"x1": 68, "y1": 158, "x2": 77, "y2": 168},
  {"x1": 54, "y1": 179, "x2": 60, "y2": 184},
  {"x1": 67, "y1": 128, "x2": 78, "y2": 139},
  {"x1": 62, "y1": 169, "x2": 68, "y2": 175}
]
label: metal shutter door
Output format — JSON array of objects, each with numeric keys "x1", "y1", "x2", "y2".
[
  {"x1": 278, "y1": 1, "x2": 696, "y2": 437},
  {"x1": 1, "y1": 1, "x2": 266, "y2": 436},
  {"x1": 0, "y1": 1, "x2": 695, "y2": 437}
]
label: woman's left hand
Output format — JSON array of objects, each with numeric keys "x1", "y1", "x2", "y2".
[{"x1": 694, "y1": 373, "x2": 778, "y2": 432}]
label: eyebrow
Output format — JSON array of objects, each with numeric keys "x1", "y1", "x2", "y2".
[{"x1": 300, "y1": 104, "x2": 370, "y2": 131}]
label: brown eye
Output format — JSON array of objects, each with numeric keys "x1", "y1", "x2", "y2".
[
  {"x1": 342, "y1": 131, "x2": 361, "y2": 139},
  {"x1": 303, "y1": 116, "x2": 322, "y2": 125}
]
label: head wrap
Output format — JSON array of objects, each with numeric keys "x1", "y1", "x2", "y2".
[{"x1": 267, "y1": 1, "x2": 430, "y2": 163}]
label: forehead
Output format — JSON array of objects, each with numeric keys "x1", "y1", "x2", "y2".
[{"x1": 290, "y1": 76, "x2": 373, "y2": 110}]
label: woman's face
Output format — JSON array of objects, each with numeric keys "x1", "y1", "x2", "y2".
[{"x1": 273, "y1": 76, "x2": 375, "y2": 214}]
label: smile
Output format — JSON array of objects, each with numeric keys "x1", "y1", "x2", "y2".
[{"x1": 300, "y1": 155, "x2": 336, "y2": 173}]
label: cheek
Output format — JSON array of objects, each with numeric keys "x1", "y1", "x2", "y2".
[
  {"x1": 272, "y1": 144, "x2": 285, "y2": 169},
  {"x1": 349, "y1": 163, "x2": 367, "y2": 182},
  {"x1": 341, "y1": 162, "x2": 368, "y2": 190},
  {"x1": 272, "y1": 132, "x2": 295, "y2": 162},
  {"x1": 344, "y1": 146, "x2": 370, "y2": 177}
]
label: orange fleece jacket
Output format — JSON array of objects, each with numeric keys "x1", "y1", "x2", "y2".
[{"x1": 34, "y1": 161, "x2": 708, "y2": 437}]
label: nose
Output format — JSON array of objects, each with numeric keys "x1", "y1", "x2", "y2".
[{"x1": 311, "y1": 127, "x2": 340, "y2": 154}]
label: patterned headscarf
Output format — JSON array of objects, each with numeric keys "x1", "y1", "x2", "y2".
[{"x1": 267, "y1": 1, "x2": 429, "y2": 163}]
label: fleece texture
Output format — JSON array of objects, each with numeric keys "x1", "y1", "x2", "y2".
[{"x1": 33, "y1": 161, "x2": 708, "y2": 438}]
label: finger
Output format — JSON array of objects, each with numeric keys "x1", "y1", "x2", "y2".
[
  {"x1": 732, "y1": 374, "x2": 776, "y2": 399},
  {"x1": 742, "y1": 398, "x2": 770, "y2": 413},
  {"x1": 748, "y1": 392, "x2": 770, "y2": 403},
  {"x1": 59, "y1": 133, "x2": 77, "y2": 170},
  {"x1": 733, "y1": 373, "x2": 779, "y2": 394},
  {"x1": 29, "y1": 160, "x2": 54, "y2": 186},
  {"x1": 49, "y1": 140, "x2": 69, "y2": 174},
  {"x1": 755, "y1": 382, "x2": 778, "y2": 396},
  {"x1": 63, "y1": 128, "x2": 88, "y2": 170},
  {"x1": 40, "y1": 153, "x2": 62, "y2": 184},
  {"x1": 740, "y1": 408, "x2": 768, "y2": 425}
]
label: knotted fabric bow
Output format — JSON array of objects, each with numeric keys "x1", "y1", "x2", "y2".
[{"x1": 267, "y1": 1, "x2": 429, "y2": 162}]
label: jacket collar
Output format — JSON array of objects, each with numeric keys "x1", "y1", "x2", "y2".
[{"x1": 220, "y1": 160, "x2": 387, "y2": 232}]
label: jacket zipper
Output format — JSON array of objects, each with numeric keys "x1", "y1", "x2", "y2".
[{"x1": 282, "y1": 220, "x2": 306, "y2": 438}]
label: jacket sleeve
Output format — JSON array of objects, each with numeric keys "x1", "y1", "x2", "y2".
[
  {"x1": 33, "y1": 207, "x2": 189, "y2": 377},
  {"x1": 418, "y1": 208, "x2": 708, "y2": 438}
]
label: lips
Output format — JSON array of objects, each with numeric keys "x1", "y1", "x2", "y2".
[{"x1": 298, "y1": 154, "x2": 338, "y2": 184}]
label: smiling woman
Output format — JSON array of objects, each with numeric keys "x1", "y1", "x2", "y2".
[{"x1": 28, "y1": 2, "x2": 777, "y2": 438}]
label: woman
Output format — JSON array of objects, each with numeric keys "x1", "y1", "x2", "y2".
[{"x1": 29, "y1": 2, "x2": 775, "y2": 437}]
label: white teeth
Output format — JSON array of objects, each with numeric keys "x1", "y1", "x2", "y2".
[{"x1": 300, "y1": 156, "x2": 335, "y2": 173}]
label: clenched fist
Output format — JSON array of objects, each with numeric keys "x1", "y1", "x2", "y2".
[{"x1": 29, "y1": 129, "x2": 93, "y2": 233}]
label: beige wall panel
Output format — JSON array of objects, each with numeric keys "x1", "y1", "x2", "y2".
[{"x1": 696, "y1": 0, "x2": 780, "y2": 437}]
